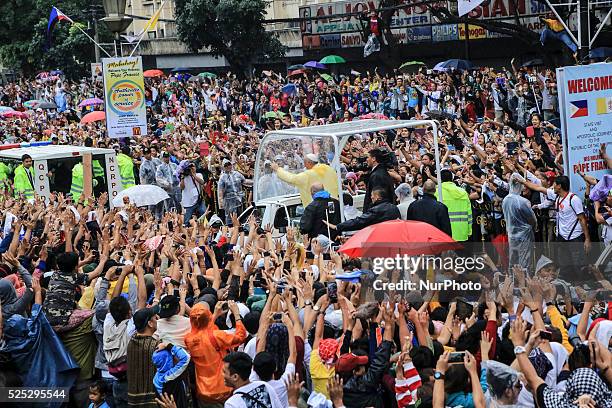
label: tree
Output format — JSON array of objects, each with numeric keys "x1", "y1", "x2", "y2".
[
  {"x1": 174, "y1": 0, "x2": 286, "y2": 76},
  {"x1": 0, "y1": 0, "x2": 111, "y2": 78}
]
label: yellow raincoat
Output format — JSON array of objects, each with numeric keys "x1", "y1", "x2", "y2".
[{"x1": 276, "y1": 163, "x2": 339, "y2": 206}]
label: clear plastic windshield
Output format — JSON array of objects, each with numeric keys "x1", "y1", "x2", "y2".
[{"x1": 253, "y1": 132, "x2": 340, "y2": 202}]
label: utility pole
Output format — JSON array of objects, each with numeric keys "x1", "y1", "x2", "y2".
[
  {"x1": 577, "y1": 0, "x2": 589, "y2": 60},
  {"x1": 92, "y1": 8, "x2": 101, "y2": 62},
  {"x1": 464, "y1": 22, "x2": 470, "y2": 60}
]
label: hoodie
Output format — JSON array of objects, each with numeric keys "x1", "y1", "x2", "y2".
[{"x1": 152, "y1": 344, "x2": 191, "y2": 395}]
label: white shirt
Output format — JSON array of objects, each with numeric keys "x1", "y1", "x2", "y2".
[
  {"x1": 546, "y1": 189, "x2": 584, "y2": 239},
  {"x1": 181, "y1": 173, "x2": 204, "y2": 208},
  {"x1": 156, "y1": 315, "x2": 191, "y2": 348},
  {"x1": 243, "y1": 336, "x2": 257, "y2": 359},
  {"x1": 249, "y1": 363, "x2": 295, "y2": 407},
  {"x1": 224, "y1": 381, "x2": 283, "y2": 408}
]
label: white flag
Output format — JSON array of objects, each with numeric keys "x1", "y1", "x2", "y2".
[{"x1": 458, "y1": 0, "x2": 485, "y2": 17}]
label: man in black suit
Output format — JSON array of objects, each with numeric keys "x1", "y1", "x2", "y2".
[
  {"x1": 406, "y1": 180, "x2": 452, "y2": 236},
  {"x1": 363, "y1": 148, "x2": 395, "y2": 211},
  {"x1": 300, "y1": 182, "x2": 341, "y2": 240}
]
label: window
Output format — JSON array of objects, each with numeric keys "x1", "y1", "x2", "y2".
[
  {"x1": 159, "y1": 29, "x2": 165, "y2": 38},
  {"x1": 147, "y1": 31, "x2": 157, "y2": 39}
]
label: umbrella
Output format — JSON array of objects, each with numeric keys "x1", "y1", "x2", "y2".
[
  {"x1": 399, "y1": 61, "x2": 426, "y2": 73},
  {"x1": 0, "y1": 106, "x2": 14, "y2": 113},
  {"x1": 78, "y1": 98, "x2": 104, "y2": 108},
  {"x1": 288, "y1": 69, "x2": 305, "y2": 77},
  {"x1": 288, "y1": 64, "x2": 304, "y2": 70},
  {"x1": 521, "y1": 58, "x2": 544, "y2": 68},
  {"x1": 319, "y1": 55, "x2": 346, "y2": 64},
  {"x1": 264, "y1": 111, "x2": 283, "y2": 119},
  {"x1": 359, "y1": 113, "x2": 389, "y2": 120},
  {"x1": 80, "y1": 111, "x2": 105, "y2": 124},
  {"x1": 589, "y1": 47, "x2": 612, "y2": 59},
  {"x1": 423, "y1": 110, "x2": 455, "y2": 120},
  {"x1": 143, "y1": 69, "x2": 164, "y2": 78},
  {"x1": 1, "y1": 110, "x2": 29, "y2": 119},
  {"x1": 171, "y1": 67, "x2": 190, "y2": 72},
  {"x1": 320, "y1": 74, "x2": 333, "y2": 82},
  {"x1": 24, "y1": 100, "x2": 43, "y2": 109},
  {"x1": 38, "y1": 101, "x2": 58, "y2": 109},
  {"x1": 433, "y1": 59, "x2": 474, "y2": 72},
  {"x1": 50, "y1": 70, "x2": 63, "y2": 76},
  {"x1": 304, "y1": 61, "x2": 327, "y2": 70},
  {"x1": 281, "y1": 83, "x2": 298, "y2": 96},
  {"x1": 35, "y1": 72, "x2": 49, "y2": 79},
  {"x1": 112, "y1": 185, "x2": 170, "y2": 208},
  {"x1": 338, "y1": 220, "x2": 460, "y2": 258},
  {"x1": 198, "y1": 72, "x2": 217, "y2": 79},
  {"x1": 187, "y1": 76, "x2": 204, "y2": 83}
]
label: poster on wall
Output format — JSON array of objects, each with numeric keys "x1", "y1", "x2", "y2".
[
  {"x1": 102, "y1": 56, "x2": 147, "y2": 139},
  {"x1": 557, "y1": 63, "x2": 612, "y2": 194}
]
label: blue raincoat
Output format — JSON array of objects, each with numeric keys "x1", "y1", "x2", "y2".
[{"x1": 0, "y1": 304, "x2": 79, "y2": 407}]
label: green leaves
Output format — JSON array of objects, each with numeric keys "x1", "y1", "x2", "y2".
[{"x1": 175, "y1": 0, "x2": 286, "y2": 76}]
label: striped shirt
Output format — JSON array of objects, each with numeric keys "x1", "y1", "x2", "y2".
[{"x1": 127, "y1": 335, "x2": 159, "y2": 407}]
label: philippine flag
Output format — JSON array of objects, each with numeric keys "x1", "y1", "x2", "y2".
[
  {"x1": 569, "y1": 100, "x2": 588, "y2": 118},
  {"x1": 47, "y1": 6, "x2": 73, "y2": 36}
]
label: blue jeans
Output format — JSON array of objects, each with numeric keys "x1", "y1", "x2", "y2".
[
  {"x1": 540, "y1": 28, "x2": 577, "y2": 53},
  {"x1": 184, "y1": 201, "x2": 206, "y2": 225},
  {"x1": 112, "y1": 378, "x2": 128, "y2": 408}
]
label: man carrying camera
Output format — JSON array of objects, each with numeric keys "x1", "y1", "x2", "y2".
[{"x1": 180, "y1": 161, "x2": 206, "y2": 226}]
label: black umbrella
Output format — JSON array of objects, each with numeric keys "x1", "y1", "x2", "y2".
[
  {"x1": 424, "y1": 110, "x2": 454, "y2": 120},
  {"x1": 521, "y1": 58, "x2": 544, "y2": 68},
  {"x1": 38, "y1": 101, "x2": 58, "y2": 109}
]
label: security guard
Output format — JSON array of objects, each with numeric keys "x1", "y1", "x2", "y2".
[
  {"x1": 13, "y1": 154, "x2": 35, "y2": 200},
  {"x1": 436, "y1": 169, "x2": 473, "y2": 242},
  {"x1": 117, "y1": 145, "x2": 136, "y2": 189}
]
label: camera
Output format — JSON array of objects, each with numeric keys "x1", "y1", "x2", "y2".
[{"x1": 568, "y1": 334, "x2": 583, "y2": 349}]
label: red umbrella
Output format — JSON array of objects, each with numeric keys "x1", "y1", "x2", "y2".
[
  {"x1": 359, "y1": 113, "x2": 389, "y2": 120},
  {"x1": 339, "y1": 220, "x2": 460, "y2": 258},
  {"x1": 288, "y1": 69, "x2": 306, "y2": 77},
  {"x1": 143, "y1": 69, "x2": 164, "y2": 78},
  {"x1": 80, "y1": 110, "x2": 106, "y2": 124}
]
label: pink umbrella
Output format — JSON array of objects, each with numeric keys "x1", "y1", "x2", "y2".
[
  {"x1": 78, "y1": 98, "x2": 104, "y2": 108},
  {"x1": 80, "y1": 111, "x2": 106, "y2": 124},
  {"x1": 359, "y1": 113, "x2": 389, "y2": 120},
  {"x1": 1, "y1": 111, "x2": 29, "y2": 119}
]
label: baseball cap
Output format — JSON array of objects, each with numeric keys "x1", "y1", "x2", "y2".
[
  {"x1": 161, "y1": 151, "x2": 170, "y2": 158},
  {"x1": 158, "y1": 295, "x2": 180, "y2": 319},
  {"x1": 133, "y1": 305, "x2": 160, "y2": 332},
  {"x1": 335, "y1": 353, "x2": 369, "y2": 373}
]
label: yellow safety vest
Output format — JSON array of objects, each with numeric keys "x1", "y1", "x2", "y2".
[
  {"x1": 436, "y1": 181, "x2": 473, "y2": 242},
  {"x1": 93, "y1": 160, "x2": 105, "y2": 178},
  {"x1": 13, "y1": 164, "x2": 35, "y2": 200},
  {"x1": 117, "y1": 153, "x2": 135, "y2": 189},
  {"x1": 70, "y1": 163, "x2": 84, "y2": 200}
]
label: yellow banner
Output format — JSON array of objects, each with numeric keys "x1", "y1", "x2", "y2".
[{"x1": 102, "y1": 56, "x2": 147, "y2": 138}]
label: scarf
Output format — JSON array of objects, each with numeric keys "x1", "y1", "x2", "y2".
[
  {"x1": 318, "y1": 338, "x2": 339, "y2": 365},
  {"x1": 543, "y1": 368, "x2": 612, "y2": 408},
  {"x1": 265, "y1": 323, "x2": 290, "y2": 376}
]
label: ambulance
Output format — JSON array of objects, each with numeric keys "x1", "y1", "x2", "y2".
[{"x1": 0, "y1": 142, "x2": 123, "y2": 205}]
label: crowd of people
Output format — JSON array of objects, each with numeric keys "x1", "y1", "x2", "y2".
[{"x1": 0, "y1": 58, "x2": 610, "y2": 408}]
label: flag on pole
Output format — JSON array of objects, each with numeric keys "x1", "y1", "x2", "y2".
[
  {"x1": 47, "y1": 6, "x2": 73, "y2": 35},
  {"x1": 142, "y1": 1, "x2": 165, "y2": 34},
  {"x1": 458, "y1": 0, "x2": 485, "y2": 17}
]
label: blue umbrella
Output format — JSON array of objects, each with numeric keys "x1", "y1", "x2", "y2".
[
  {"x1": 50, "y1": 69, "x2": 63, "y2": 76},
  {"x1": 589, "y1": 47, "x2": 612, "y2": 59},
  {"x1": 433, "y1": 59, "x2": 474, "y2": 72},
  {"x1": 281, "y1": 83, "x2": 298, "y2": 96},
  {"x1": 304, "y1": 61, "x2": 327, "y2": 70}
]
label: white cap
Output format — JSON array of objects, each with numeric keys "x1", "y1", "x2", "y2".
[{"x1": 305, "y1": 153, "x2": 319, "y2": 163}]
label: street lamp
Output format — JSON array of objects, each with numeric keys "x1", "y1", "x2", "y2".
[{"x1": 101, "y1": 0, "x2": 132, "y2": 57}]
